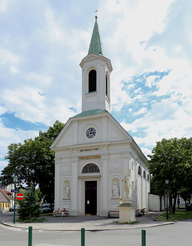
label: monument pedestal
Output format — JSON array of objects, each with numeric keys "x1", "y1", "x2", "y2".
[{"x1": 118, "y1": 202, "x2": 136, "y2": 223}]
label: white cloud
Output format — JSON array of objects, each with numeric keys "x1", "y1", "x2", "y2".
[
  {"x1": 10, "y1": 66, "x2": 19, "y2": 74},
  {"x1": 134, "y1": 108, "x2": 147, "y2": 115},
  {"x1": 0, "y1": 0, "x2": 7, "y2": 11},
  {"x1": 121, "y1": 99, "x2": 192, "y2": 148},
  {"x1": 0, "y1": 106, "x2": 7, "y2": 115},
  {"x1": 27, "y1": 73, "x2": 52, "y2": 86},
  {"x1": 140, "y1": 147, "x2": 152, "y2": 158},
  {"x1": 145, "y1": 75, "x2": 159, "y2": 88},
  {"x1": 0, "y1": 47, "x2": 20, "y2": 67},
  {"x1": 134, "y1": 88, "x2": 141, "y2": 94},
  {"x1": 0, "y1": 0, "x2": 192, "y2": 163}
]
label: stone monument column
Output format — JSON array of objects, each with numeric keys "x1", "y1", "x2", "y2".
[{"x1": 118, "y1": 169, "x2": 136, "y2": 223}]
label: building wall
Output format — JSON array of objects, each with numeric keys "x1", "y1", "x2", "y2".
[
  {"x1": 53, "y1": 114, "x2": 150, "y2": 216},
  {"x1": 0, "y1": 202, "x2": 10, "y2": 210},
  {"x1": 55, "y1": 149, "x2": 150, "y2": 215},
  {"x1": 149, "y1": 194, "x2": 160, "y2": 211}
]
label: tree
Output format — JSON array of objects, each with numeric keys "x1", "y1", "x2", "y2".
[
  {"x1": 148, "y1": 137, "x2": 192, "y2": 214},
  {"x1": 35, "y1": 188, "x2": 43, "y2": 203},
  {"x1": 0, "y1": 120, "x2": 64, "y2": 203},
  {"x1": 18, "y1": 184, "x2": 40, "y2": 220}
]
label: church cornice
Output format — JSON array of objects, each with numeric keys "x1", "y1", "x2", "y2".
[{"x1": 80, "y1": 53, "x2": 113, "y2": 72}]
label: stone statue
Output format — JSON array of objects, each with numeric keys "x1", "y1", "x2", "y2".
[
  {"x1": 65, "y1": 184, "x2": 70, "y2": 199},
  {"x1": 121, "y1": 169, "x2": 132, "y2": 200},
  {"x1": 112, "y1": 182, "x2": 119, "y2": 198},
  {"x1": 118, "y1": 196, "x2": 123, "y2": 204}
]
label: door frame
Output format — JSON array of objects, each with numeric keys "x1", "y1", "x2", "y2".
[
  {"x1": 85, "y1": 181, "x2": 97, "y2": 215},
  {"x1": 78, "y1": 175, "x2": 101, "y2": 215}
]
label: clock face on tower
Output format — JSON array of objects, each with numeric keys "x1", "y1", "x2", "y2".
[{"x1": 86, "y1": 127, "x2": 96, "y2": 139}]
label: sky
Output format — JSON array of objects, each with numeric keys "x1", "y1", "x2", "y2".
[{"x1": 0, "y1": 0, "x2": 192, "y2": 173}]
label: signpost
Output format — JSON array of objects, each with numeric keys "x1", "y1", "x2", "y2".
[
  {"x1": 11, "y1": 189, "x2": 19, "y2": 193},
  {"x1": 16, "y1": 193, "x2": 24, "y2": 201}
]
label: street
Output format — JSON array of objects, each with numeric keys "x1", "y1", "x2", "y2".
[{"x1": 0, "y1": 212, "x2": 192, "y2": 246}]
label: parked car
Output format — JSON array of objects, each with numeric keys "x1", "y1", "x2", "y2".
[
  {"x1": 0, "y1": 206, "x2": 3, "y2": 213},
  {"x1": 9, "y1": 205, "x2": 19, "y2": 212},
  {"x1": 41, "y1": 205, "x2": 51, "y2": 213}
]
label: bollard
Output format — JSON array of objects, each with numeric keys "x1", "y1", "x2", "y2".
[
  {"x1": 141, "y1": 229, "x2": 146, "y2": 246},
  {"x1": 81, "y1": 228, "x2": 85, "y2": 246},
  {"x1": 28, "y1": 226, "x2": 32, "y2": 246}
]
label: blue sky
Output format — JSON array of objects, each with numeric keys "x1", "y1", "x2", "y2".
[{"x1": 0, "y1": 0, "x2": 192, "y2": 173}]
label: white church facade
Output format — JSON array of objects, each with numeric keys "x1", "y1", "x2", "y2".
[{"x1": 51, "y1": 17, "x2": 150, "y2": 216}]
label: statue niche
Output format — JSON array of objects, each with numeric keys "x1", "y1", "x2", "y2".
[
  {"x1": 63, "y1": 180, "x2": 70, "y2": 200},
  {"x1": 111, "y1": 178, "x2": 120, "y2": 199}
]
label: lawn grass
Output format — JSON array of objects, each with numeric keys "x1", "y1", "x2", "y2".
[
  {"x1": 120, "y1": 221, "x2": 139, "y2": 224},
  {"x1": 40, "y1": 212, "x2": 53, "y2": 216},
  {"x1": 17, "y1": 217, "x2": 47, "y2": 223},
  {"x1": 156, "y1": 211, "x2": 192, "y2": 221}
]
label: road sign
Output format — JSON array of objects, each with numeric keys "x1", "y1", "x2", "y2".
[
  {"x1": 16, "y1": 193, "x2": 24, "y2": 201},
  {"x1": 11, "y1": 189, "x2": 19, "y2": 193}
]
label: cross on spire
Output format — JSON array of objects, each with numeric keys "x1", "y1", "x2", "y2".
[{"x1": 95, "y1": 9, "x2": 98, "y2": 19}]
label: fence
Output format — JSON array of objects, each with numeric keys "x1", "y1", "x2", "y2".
[{"x1": 28, "y1": 226, "x2": 146, "y2": 246}]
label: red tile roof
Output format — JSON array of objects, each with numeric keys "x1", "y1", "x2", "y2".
[{"x1": 0, "y1": 189, "x2": 10, "y2": 203}]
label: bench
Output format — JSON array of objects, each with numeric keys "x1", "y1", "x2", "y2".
[
  {"x1": 108, "y1": 211, "x2": 119, "y2": 218},
  {"x1": 136, "y1": 208, "x2": 146, "y2": 216},
  {"x1": 61, "y1": 209, "x2": 70, "y2": 217},
  {"x1": 53, "y1": 208, "x2": 70, "y2": 217}
]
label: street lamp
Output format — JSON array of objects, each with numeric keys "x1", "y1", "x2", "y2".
[
  {"x1": 13, "y1": 175, "x2": 18, "y2": 224},
  {"x1": 165, "y1": 179, "x2": 169, "y2": 220}
]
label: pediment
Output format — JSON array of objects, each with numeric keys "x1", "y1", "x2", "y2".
[{"x1": 51, "y1": 112, "x2": 132, "y2": 150}]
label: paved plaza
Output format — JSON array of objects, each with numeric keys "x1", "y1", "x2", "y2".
[
  {"x1": 1, "y1": 212, "x2": 192, "y2": 246},
  {"x1": 2, "y1": 212, "x2": 174, "y2": 231}
]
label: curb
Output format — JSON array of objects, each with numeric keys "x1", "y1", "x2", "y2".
[{"x1": 1, "y1": 218, "x2": 175, "y2": 231}]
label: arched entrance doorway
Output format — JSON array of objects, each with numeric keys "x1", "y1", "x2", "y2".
[{"x1": 82, "y1": 163, "x2": 100, "y2": 215}]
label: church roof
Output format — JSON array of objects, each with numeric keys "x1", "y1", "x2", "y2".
[
  {"x1": 73, "y1": 109, "x2": 107, "y2": 118},
  {"x1": 88, "y1": 18, "x2": 104, "y2": 56}
]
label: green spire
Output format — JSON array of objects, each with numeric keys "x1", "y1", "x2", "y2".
[{"x1": 88, "y1": 17, "x2": 104, "y2": 56}]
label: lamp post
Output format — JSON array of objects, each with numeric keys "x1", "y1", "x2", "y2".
[
  {"x1": 165, "y1": 180, "x2": 169, "y2": 220},
  {"x1": 13, "y1": 175, "x2": 18, "y2": 224}
]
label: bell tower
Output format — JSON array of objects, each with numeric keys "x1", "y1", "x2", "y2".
[{"x1": 80, "y1": 17, "x2": 113, "y2": 113}]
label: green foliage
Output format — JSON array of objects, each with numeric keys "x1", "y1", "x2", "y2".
[
  {"x1": 119, "y1": 221, "x2": 139, "y2": 224},
  {"x1": 18, "y1": 184, "x2": 40, "y2": 220},
  {"x1": 156, "y1": 211, "x2": 192, "y2": 221},
  {"x1": 148, "y1": 137, "x2": 192, "y2": 212},
  {"x1": 0, "y1": 120, "x2": 64, "y2": 203},
  {"x1": 17, "y1": 217, "x2": 47, "y2": 223},
  {"x1": 35, "y1": 188, "x2": 43, "y2": 202}
]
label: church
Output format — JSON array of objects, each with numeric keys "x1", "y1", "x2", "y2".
[{"x1": 51, "y1": 17, "x2": 150, "y2": 216}]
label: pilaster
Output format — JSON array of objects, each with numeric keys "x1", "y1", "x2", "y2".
[
  {"x1": 134, "y1": 159, "x2": 138, "y2": 207},
  {"x1": 71, "y1": 157, "x2": 79, "y2": 215},
  {"x1": 101, "y1": 154, "x2": 109, "y2": 216},
  {"x1": 54, "y1": 158, "x2": 61, "y2": 210}
]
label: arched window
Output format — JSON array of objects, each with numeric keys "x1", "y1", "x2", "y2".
[
  {"x1": 106, "y1": 75, "x2": 108, "y2": 96},
  {"x1": 143, "y1": 170, "x2": 146, "y2": 179},
  {"x1": 89, "y1": 70, "x2": 96, "y2": 92},
  {"x1": 138, "y1": 166, "x2": 141, "y2": 176},
  {"x1": 82, "y1": 163, "x2": 100, "y2": 173},
  {"x1": 147, "y1": 174, "x2": 149, "y2": 181}
]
